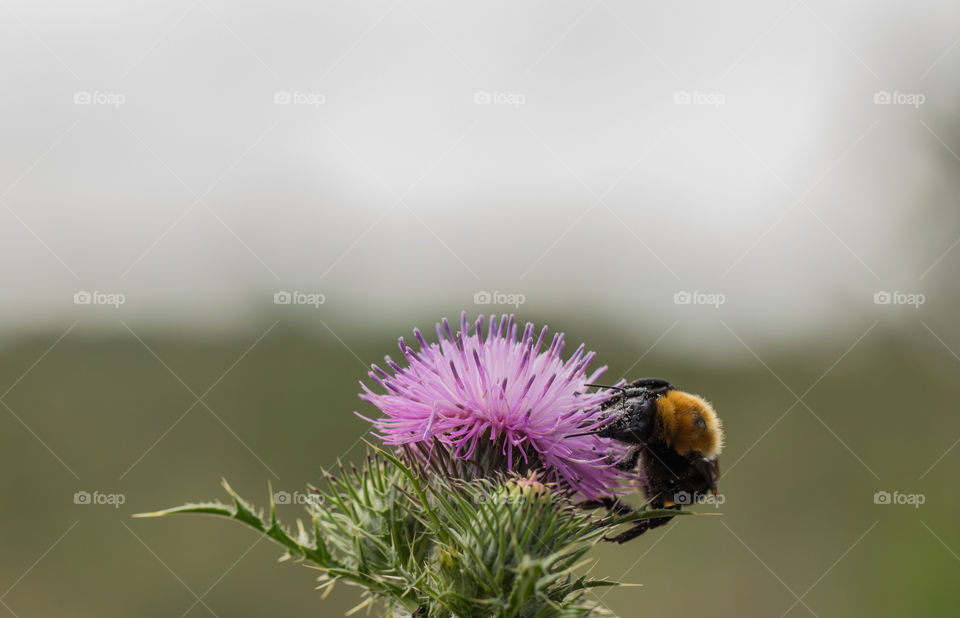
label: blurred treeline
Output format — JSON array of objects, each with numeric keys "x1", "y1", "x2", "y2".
[{"x1": 1, "y1": 314, "x2": 958, "y2": 617}]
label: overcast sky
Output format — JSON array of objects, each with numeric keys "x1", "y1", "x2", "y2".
[{"x1": 2, "y1": 0, "x2": 959, "y2": 349}]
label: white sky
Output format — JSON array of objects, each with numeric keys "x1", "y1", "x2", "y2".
[{"x1": 1, "y1": 0, "x2": 958, "y2": 349}]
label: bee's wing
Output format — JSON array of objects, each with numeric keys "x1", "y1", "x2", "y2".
[{"x1": 691, "y1": 457, "x2": 720, "y2": 495}]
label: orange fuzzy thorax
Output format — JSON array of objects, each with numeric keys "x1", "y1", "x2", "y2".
[{"x1": 656, "y1": 390, "x2": 723, "y2": 457}]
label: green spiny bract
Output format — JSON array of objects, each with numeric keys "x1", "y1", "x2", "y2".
[{"x1": 136, "y1": 448, "x2": 693, "y2": 617}]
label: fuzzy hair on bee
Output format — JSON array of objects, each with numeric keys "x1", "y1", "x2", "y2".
[
  {"x1": 574, "y1": 377, "x2": 724, "y2": 544},
  {"x1": 656, "y1": 389, "x2": 723, "y2": 458}
]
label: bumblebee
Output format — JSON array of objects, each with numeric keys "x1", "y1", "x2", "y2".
[{"x1": 576, "y1": 377, "x2": 724, "y2": 544}]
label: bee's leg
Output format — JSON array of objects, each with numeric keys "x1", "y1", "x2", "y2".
[
  {"x1": 604, "y1": 505, "x2": 680, "y2": 544},
  {"x1": 579, "y1": 496, "x2": 633, "y2": 516},
  {"x1": 604, "y1": 517, "x2": 669, "y2": 544},
  {"x1": 614, "y1": 446, "x2": 642, "y2": 472}
]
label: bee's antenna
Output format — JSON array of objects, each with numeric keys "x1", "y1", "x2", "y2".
[
  {"x1": 565, "y1": 429, "x2": 601, "y2": 438},
  {"x1": 584, "y1": 383, "x2": 628, "y2": 395}
]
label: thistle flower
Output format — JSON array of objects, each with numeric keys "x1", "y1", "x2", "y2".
[
  {"x1": 142, "y1": 315, "x2": 704, "y2": 616},
  {"x1": 358, "y1": 313, "x2": 631, "y2": 499}
]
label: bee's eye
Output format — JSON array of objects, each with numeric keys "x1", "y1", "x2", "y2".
[{"x1": 693, "y1": 415, "x2": 707, "y2": 429}]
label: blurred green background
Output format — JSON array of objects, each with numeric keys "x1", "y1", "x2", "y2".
[{"x1": 1, "y1": 310, "x2": 958, "y2": 616}]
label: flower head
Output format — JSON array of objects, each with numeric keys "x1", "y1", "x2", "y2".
[
  {"x1": 358, "y1": 313, "x2": 631, "y2": 499},
  {"x1": 506, "y1": 470, "x2": 552, "y2": 500}
]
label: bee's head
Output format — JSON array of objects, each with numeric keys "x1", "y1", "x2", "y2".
[{"x1": 656, "y1": 390, "x2": 723, "y2": 458}]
